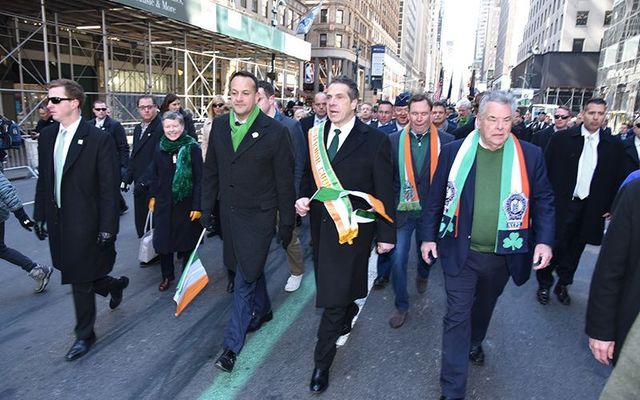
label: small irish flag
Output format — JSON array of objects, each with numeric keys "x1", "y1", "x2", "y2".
[{"x1": 173, "y1": 245, "x2": 209, "y2": 317}]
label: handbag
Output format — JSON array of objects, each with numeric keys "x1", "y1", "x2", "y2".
[{"x1": 138, "y1": 210, "x2": 157, "y2": 263}]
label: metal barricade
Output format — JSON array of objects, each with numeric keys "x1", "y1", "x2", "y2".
[{"x1": 2, "y1": 137, "x2": 38, "y2": 178}]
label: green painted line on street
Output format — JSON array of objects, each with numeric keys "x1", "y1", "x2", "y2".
[{"x1": 198, "y1": 271, "x2": 317, "y2": 400}]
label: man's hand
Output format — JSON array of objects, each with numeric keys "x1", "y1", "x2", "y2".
[
  {"x1": 589, "y1": 338, "x2": 615, "y2": 365},
  {"x1": 278, "y1": 225, "x2": 294, "y2": 249},
  {"x1": 295, "y1": 197, "x2": 311, "y2": 217},
  {"x1": 376, "y1": 242, "x2": 394, "y2": 254},
  {"x1": 421, "y1": 241, "x2": 438, "y2": 264},
  {"x1": 189, "y1": 211, "x2": 202, "y2": 221},
  {"x1": 96, "y1": 232, "x2": 116, "y2": 248},
  {"x1": 34, "y1": 221, "x2": 47, "y2": 240},
  {"x1": 13, "y1": 208, "x2": 34, "y2": 231},
  {"x1": 148, "y1": 197, "x2": 155, "y2": 212},
  {"x1": 532, "y1": 243, "x2": 553, "y2": 270},
  {"x1": 120, "y1": 181, "x2": 129, "y2": 192}
]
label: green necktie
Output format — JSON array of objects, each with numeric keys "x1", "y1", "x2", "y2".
[
  {"x1": 54, "y1": 128, "x2": 67, "y2": 207},
  {"x1": 327, "y1": 128, "x2": 341, "y2": 160}
]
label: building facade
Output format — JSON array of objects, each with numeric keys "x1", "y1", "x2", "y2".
[
  {"x1": 492, "y1": 0, "x2": 529, "y2": 89},
  {"x1": 398, "y1": 0, "x2": 429, "y2": 92}
]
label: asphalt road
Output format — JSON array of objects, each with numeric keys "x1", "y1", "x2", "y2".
[{"x1": 0, "y1": 177, "x2": 611, "y2": 400}]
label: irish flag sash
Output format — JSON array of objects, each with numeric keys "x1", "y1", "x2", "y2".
[
  {"x1": 398, "y1": 124, "x2": 441, "y2": 211},
  {"x1": 439, "y1": 130, "x2": 530, "y2": 254},
  {"x1": 308, "y1": 122, "x2": 393, "y2": 245}
]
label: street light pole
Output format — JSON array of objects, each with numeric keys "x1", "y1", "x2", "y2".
[{"x1": 352, "y1": 44, "x2": 361, "y2": 79}]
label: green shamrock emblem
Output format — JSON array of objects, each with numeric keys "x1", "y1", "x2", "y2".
[{"x1": 502, "y1": 232, "x2": 523, "y2": 251}]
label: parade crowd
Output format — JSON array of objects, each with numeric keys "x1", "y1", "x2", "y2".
[{"x1": 4, "y1": 73, "x2": 640, "y2": 399}]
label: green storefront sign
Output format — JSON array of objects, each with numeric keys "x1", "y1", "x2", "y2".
[{"x1": 112, "y1": 0, "x2": 310, "y2": 60}]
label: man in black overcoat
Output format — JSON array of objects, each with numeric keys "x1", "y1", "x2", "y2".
[
  {"x1": 89, "y1": 99, "x2": 130, "y2": 214},
  {"x1": 296, "y1": 76, "x2": 396, "y2": 394},
  {"x1": 300, "y1": 91, "x2": 328, "y2": 135},
  {"x1": 530, "y1": 105, "x2": 571, "y2": 151},
  {"x1": 621, "y1": 117, "x2": 640, "y2": 174},
  {"x1": 536, "y1": 98, "x2": 627, "y2": 305},
  {"x1": 201, "y1": 71, "x2": 295, "y2": 373},
  {"x1": 34, "y1": 79, "x2": 128, "y2": 361},
  {"x1": 122, "y1": 95, "x2": 164, "y2": 240}
]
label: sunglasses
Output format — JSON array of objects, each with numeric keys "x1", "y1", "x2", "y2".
[
  {"x1": 212, "y1": 103, "x2": 225, "y2": 108},
  {"x1": 94, "y1": 108, "x2": 107, "y2": 111},
  {"x1": 47, "y1": 97, "x2": 73, "y2": 104},
  {"x1": 554, "y1": 115, "x2": 570, "y2": 120},
  {"x1": 635, "y1": 123, "x2": 640, "y2": 128}
]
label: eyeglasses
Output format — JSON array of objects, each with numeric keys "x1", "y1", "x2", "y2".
[
  {"x1": 138, "y1": 105, "x2": 156, "y2": 110},
  {"x1": 554, "y1": 115, "x2": 570, "y2": 120},
  {"x1": 212, "y1": 103, "x2": 225, "y2": 108},
  {"x1": 94, "y1": 108, "x2": 107, "y2": 111},
  {"x1": 47, "y1": 97, "x2": 72, "y2": 104}
]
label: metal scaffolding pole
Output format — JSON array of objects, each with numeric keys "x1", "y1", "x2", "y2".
[
  {"x1": 40, "y1": 0, "x2": 50, "y2": 83},
  {"x1": 68, "y1": 29, "x2": 74, "y2": 80},
  {"x1": 15, "y1": 18, "x2": 26, "y2": 115},
  {"x1": 101, "y1": 9, "x2": 110, "y2": 103},
  {"x1": 183, "y1": 32, "x2": 188, "y2": 103},
  {"x1": 54, "y1": 13, "x2": 61, "y2": 79},
  {"x1": 147, "y1": 23, "x2": 153, "y2": 93}
]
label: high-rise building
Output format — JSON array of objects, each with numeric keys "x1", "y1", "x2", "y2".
[
  {"x1": 491, "y1": 0, "x2": 529, "y2": 89},
  {"x1": 472, "y1": 0, "x2": 500, "y2": 87},
  {"x1": 596, "y1": 0, "x2": 640, "y2": 116},
  {"x1": 425, "y1": 0, "x2": 444, "y2": 94},
  {"x1": 398, "y1": 0, "x2": 429, "y2": 92}
]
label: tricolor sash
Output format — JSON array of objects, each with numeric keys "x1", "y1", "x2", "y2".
[
  {"x1": 308, "y1": 122, "x2": 393, "y2": 245},
  {"x1": 397, "y1": 124, "x2": 441, "y2": 211},
  {"x1": 439, "y1": 130, "x2": 530, "y2": 254}
]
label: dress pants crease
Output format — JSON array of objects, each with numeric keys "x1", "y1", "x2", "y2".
[{"x1": 71, "y1": 276, "x2": 119, "y2": 340}]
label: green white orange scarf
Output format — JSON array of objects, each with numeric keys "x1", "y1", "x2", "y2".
[
  {"x1": 397, "y1": 124, "x2": 440, "y2": 211},
  {"x1": 439, "y1": 130, "x2": 530, "y2": 254},
  {"x1": 308, "y1": 122, "x2": 393, "y2": 245}
]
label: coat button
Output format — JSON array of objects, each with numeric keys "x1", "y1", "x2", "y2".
[
  {"x1": 322, "y1": 218, "x2": 327, "y2": 223},
  {"x1": 467, "y1": 235, "x2": 471, "y2": 239},
  {"x1": 229, "y1": 184, "x2": 234, "y2": 188}
]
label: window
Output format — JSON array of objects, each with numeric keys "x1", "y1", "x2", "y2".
[
  {"x1": 240, "y1": 0, "x2": 247, "y2": 8},
  {"x1": 320, "y1": 9, "x2": 328, "y2": 23},
  {"x1": 572, "y1": 38, "x2": 585, "y2": 52},
  {"x1": 336, "y1": 34, "x2": 343, "y2": 48},
  {"x1": 576, "y1": 11, "x2": 588, "y2": 26},
  {"x1": 336, "y1": 9, "x2": 344, "y2": 24},
  {"x1": 604, "y1": 10, "x2": 612, "y2": 25},
  {"x1": 319, "y1": 33, "x2": 327, "y2": 47},
  {"x1": 251, "y1": 0, "x2": 258, "y2": 12},
  {"x1": 263, "y1": 1, "x2": 269, "y2": 17}
]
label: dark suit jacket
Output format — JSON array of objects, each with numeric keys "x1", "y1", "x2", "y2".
[
  {"x1": 512, "y1": 121, "x2": 533, "y2": 142},
  {"x1": 125, "y1": 114, "x2": 164, "y2": 188},
  {"x1": 451, "y1": 116, "x2": 476, "y2": 140},
  {"x1": 422, "y1": 138, "x2": 555, "y2": 285},
  {"x1": 586, "y1": 179, "x2": 640, "y2": 361},
  {"x1": 389, "y1": 127, "x2": 454, "y2": 229},
  {"x1": 201, "y1": 111, "x2": 295, "y2": 282},
  {"x1": 88, "y1": 116, "x2": 130, "y2": 178},
  {"x1": 300, "y1": 119, "x2": 396, "y2": 307},
  {"x1": 274, "y1": 110, "x2": 306, "y2": 196},
  {"x1": 180, "y1": 108, "x2": 198, "y2": 140},
  {"x1": 622, "y1": 136, "x2": 639, "y2": 176},
  {"x1": 545, "y1": 125, "x2": 627, "y2": 245},
  {"x1": 34, "y1": 119, "x2": 119, "y2": 284},
  {"x1": 530, "y1": 125, "x2": 556, "y2": 150},
  {"x1": 377, "y1": 121, "x2": 399, "y2": 135}
]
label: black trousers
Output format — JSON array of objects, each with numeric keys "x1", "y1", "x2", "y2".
[
  {"x1": 0, "y1": 222, "x2": 36, "y2": 272},
  {"x1": 537, "y1": 198, "x2": 587, "y2": 288},
  {"x1": 314, "y1": 301, "x2": 359, "y2": 370},
  {"x1": 159, "y1": 252, "x2": 189, "y2": 280},
  {"x1": 134, "y1": 190, "x2": 152, "y2": 238},
  {"x1": 71, "y1": 276, "x2": 119, "y2": 340}
]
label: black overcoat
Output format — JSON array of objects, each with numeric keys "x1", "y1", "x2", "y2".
[
  {"x1": 150, "y1": 140, "x2": 202, "y2": 254},
  {"x1": 34, "y1": 119, "x2": 119, "y2": 284},
  {"x1": 544, "y1": 125, "x2": 626, "y2": 245},
  {"x1": 586, "y1": 179, "x2": 640, "y2": 361},
  {"x1": 88, "y1": 115, "x2": 130, "y2": 178},
  {"x1": 300, "y1": 119, "x2": 396, "y2": 308},
  {"x1": 201, "y1": 111, "x2": 295, "y2": 283},
  {"x1": 124, "y1": 114, "x2": 164, "y2": 186},
  {"x1": 622, "y1": 136, "x2": 639, "y2": 176}
]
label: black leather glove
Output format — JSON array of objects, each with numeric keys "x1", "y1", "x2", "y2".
[
  {"x1": 277, "y1": 225, "x2": 294, "y2": 250},
  {"x1": 34, "y1": 221, "x2": 48, "y2": 240},
  {"x1": 13, "y1": 207, "x2": 35, "y2": 231},
  {"x1": 133, "y1": 182, "x2": 148, "y2": 195},
  {"x1": 200, "y1": 210, "x2": 214, "y2": 231},
  {"x1": 120, "y1": 181, "x2": 130, "y2": 192},
  {"x1": 97, "y1": 232, "x2": 116, "y2": 247}
]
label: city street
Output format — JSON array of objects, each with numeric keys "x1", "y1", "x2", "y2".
[{"x1": 0, "y1": 177, "x2": 611, "y2": 400}]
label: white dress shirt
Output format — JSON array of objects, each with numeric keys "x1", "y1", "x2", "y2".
[
  {"x1": 635, "y1": 136, "x2": 640, "y2": 162},
  {"x1": 573, "y1": 125, "x2": 600, "y2": 199},
  {"x1": 95, "y1": 118, "x2": 105, "y2": 129},
  {"x1": 314, "y1": 115, "x2": 327, "y2": 126},
  {"x1": 327, "y1": 116, "x2": 356, "y2": 153},
  {"x1": 54, "y1": 116, "x2": 82, "y2": 206}
]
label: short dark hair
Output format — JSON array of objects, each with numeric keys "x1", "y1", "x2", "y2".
[
  {"x1": 137, "y1": 95, "x2": 156, "y2": 107},
  {"x1": 229, "y1": 70, "x2": 258, "y2": 92},
  {"x1": 432, "y1": 101, "x2": 447, "y2": 111},
  {"x1": 378, "y1": 100, "x2": 393, "y2": 108},
  {"x1": 93, "y1": 99, "x2": 106, "y2": 108},
  {"x1": 407, "y1": 94, "x2": 433, "y2": 111},
  {"x1": 538, "y1": 111, "x2": 546, "y2": 116},
  {"x1": 585, "y1": 98, "x2": 607, "y2": 108},
  {"x1": 257, "y1": 80, "x2": 275, "y2": 97},
  {"x1": 329, "y1": 76, "x2": 359, "y2": 101},
  {"x1": 47, "y1": 79, "x2": 86, "y2": 107},
  {"x1": 160, "y1": 93, "x2": 180, "y2": 113}
]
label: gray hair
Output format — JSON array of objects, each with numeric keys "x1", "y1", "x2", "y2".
[
  {"x1": 161, "y1": 110, "x2": 184, "y2": 125},
  {"x1": 456, "y1": 98, "x2": 472, "y2": 109},
  {"x1": 478, "y1": 91, "x2": 517, "y2": 117}
]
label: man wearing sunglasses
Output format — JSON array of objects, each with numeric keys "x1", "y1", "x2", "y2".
[
  {"x1": 89, "y1": 100, "x2": 129, "y2": 215},
  {"x1": 531, "y1": 106, "x2": 572, "y2": 150},
  {"x1": 34, "y1": 79, "x2": 128, "y2": 361},
  {"x1": 621, "y1": 117, "x2": 640, "y2": 174}
]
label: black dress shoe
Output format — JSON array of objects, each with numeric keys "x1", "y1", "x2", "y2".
[
  {"x1": 469, "y1": 344, "x2": 485, "y2": 366},
  {"x1": 554, "y1": 283, "x2": 571, "y2": 305},
  {"x1": 536, "y1": 287, "x2": 550, "y2": 305},
  {"x1": 247, "y1": 310, "x2": 273, "y2": 333},
  {"x1": 372, "y1": 276, "x2": 389, "y2": 290},
  {"x1": 214, "y1": 349, "x2": 236, "y2": 373},
  {"x1": 309, "y1": 368, "x2": 329, "y2": 394},
  {"x1": 65, "y1": 333, "x2": 96, "y2": 361},
  {"x1": 109, "y1": 276, "x2": 129, "y2": 310}
]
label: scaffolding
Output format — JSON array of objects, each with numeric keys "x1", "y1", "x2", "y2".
[{"x1": 0, "y1": 0, "x2": 307, "y2": 130}]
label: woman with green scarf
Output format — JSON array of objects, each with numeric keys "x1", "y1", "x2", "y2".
[{"x1": 148, "y1": 111, "x2": 203, "y2": 291}]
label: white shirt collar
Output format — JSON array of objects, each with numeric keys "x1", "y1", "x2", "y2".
[
  {"x1": 581, "y1": 124, "x2": 600, "y2": 139},
  {"x1": 634, "y1": 136, "x2": 640, "y2": 147},
  {"x1": 314, "y1": 114, "x2": 327, "y2": 125},
  {"x1": 60, "y1": 116, "x2": 82, "y2": 136},
  {"x1": 330, "y1": 116, "x2": 356, "y2": 135}
]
